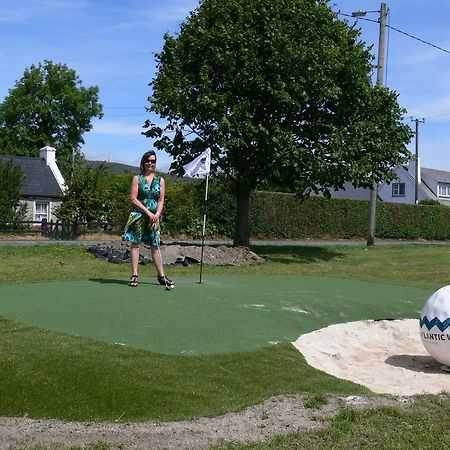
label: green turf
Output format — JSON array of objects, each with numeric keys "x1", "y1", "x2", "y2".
[
  {"x1": 0, "y1": 274, "x2": 432, "y2": 355},
  {"x1": 0, "y1": 317, "x2": 368, "y2": 421}
]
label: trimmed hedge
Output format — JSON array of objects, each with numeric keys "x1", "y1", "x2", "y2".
[
  {"x1": 163, "y1": 180, "x2": 450, "y2": 241},
  {"x1": 376, "y1": 201, "x2": 450, "y2": 240},
  {"x1": 250, "y1": 192, "x2": 368, "y2": 239},
  {"x1": 250, "y1": 191, "x2": 450, "y2": 240}
]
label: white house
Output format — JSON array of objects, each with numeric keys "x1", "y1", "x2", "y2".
[
  {"x1": 0, "y1": 145, "x2": 67, "y2": 222},
  {"x1": 378, "y1": 160, "x2": 450, "y2": 206},
  {"x1": 329, "y1": 159, "x2": 450, "y2": 206}
]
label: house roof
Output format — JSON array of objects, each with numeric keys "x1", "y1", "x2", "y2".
[
  {"x1": 329, "y1": 182, "x2": 372, "y2": 201},
  {"x1": 0, "y1": 155, "x2": 64, "y2": 198},
  {"x1": 397, "y1": 165, "x2": 438, "y2": 200},
  {"x1": 421, "y1": 167, "x2": 450, "y2": 184}
]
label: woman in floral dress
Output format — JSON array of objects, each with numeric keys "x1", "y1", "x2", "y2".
[{"x1": 122, "y1": 150, "x2": 174, "y2": 288}]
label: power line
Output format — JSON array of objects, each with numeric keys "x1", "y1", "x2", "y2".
[
  {"x1": 106, "y1": 113, "x2": 147, "y2": 118},
  {"x1": 411, "y1": 109, "x2": 450, "y2": 120},
  {"x1": 103, "y1": 106, "x2": 145, "y2": 110},
  {"x1": 388, "y1": 23, "x2": 450, "y2": 55},
  {"x1": 101, "y1": 106, "x2": 147, "y2": 117},
  {"x1": 338, "y1": 12, "x2": 450, "y2": 56},
  {"x1": 88, "y1": 139, "x2": 149, "y2": 159}
]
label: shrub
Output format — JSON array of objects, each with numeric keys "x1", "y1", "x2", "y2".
[{"x1": 0, "y1": 159, "x2": 28, "y2": 222}]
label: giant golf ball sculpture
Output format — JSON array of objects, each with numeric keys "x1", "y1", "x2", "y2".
[{"x1": 420, "y1": 285, "x2": 450, "y2": 367}]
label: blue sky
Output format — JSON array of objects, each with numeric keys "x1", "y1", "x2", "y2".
[{"x1": 1, "y1": 1, "x2": 450, "y2": 172}]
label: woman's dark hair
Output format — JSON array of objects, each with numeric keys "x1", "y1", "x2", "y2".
[{"x1": 139, "y1": 150, "x2": 157, "y2": 173}]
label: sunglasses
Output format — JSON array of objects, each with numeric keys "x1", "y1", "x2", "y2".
[{"x1": 145, "y1": 159, "x2": 157, "y2": 164}]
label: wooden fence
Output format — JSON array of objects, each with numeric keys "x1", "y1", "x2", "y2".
[{"x1": 0, "y1": 219, "x2": 118, "y2": 239}]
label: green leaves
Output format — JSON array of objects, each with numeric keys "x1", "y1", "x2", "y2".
[
  {"x1": 0, "y1": 60, "x2": 103, "y2": 178},
  {"x1": 0, "y1": 160, "x2": 27, "y2": 222},
  {"x1": 144, "y1": 0, "x2": 413, "y2": 244},
  {"x1": 55, "y1": 164, "x2": 114, "y2": 223}
]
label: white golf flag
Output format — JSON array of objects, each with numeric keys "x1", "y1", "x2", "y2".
[{"x1": 183, "y1": 148, "x2": 211, "y2": 178}]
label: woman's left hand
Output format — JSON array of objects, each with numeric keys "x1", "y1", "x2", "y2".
[{"x1": 152, "y1": 212, "x2": 160, "y2": 227}]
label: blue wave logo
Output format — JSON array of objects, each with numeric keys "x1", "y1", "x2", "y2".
[{"x1": 420, "y1": 316, "x2": 450, "y2": 332}]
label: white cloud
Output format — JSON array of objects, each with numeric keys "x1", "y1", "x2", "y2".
[
  {"x1": 0, "y1": 9, "x2": 28, "y2": 22},
  {"x1": 105, "y1": 0, "x2": 199, "y2": 32},
  {"x1": 396, "y1": 44, "x2": 450, "y2": 66},
  {"x1": 143, "y1": 0, "x2": 199, "y2": 22},
  {"x1": 0, "y1": 0, "x2": 87, "y2": 23},
  {"x1": 93, "y1": 121, "x2": 144, "y2": 136},
  {"x1": 408, "y1": 95, "x2": 450, "y2": 122}
]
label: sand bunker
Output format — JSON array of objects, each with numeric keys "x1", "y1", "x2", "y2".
[{"x1": 293, "y1": 319, "x2": 450, "y2": 396}]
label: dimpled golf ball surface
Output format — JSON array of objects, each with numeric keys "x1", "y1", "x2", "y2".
[{"x1": 420, "y1": 285, "x2": 450, "y2": 366}]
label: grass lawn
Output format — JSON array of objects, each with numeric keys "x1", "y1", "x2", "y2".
[
  {"x1": 1, "y1": 242, "x2": 449, "y2": 289},
  {"x1": 1, "y1": 243, "x2": 450, "y2": 447}
]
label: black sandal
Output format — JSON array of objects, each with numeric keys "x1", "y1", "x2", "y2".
[
  {"x1": 157, "y1": 275, "x2": 174, "y2": 288},
  {"x1": 129, "y1": 274, "x2": 138, "y2": 287}
]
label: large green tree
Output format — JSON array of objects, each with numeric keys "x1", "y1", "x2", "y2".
[
  {"x1": 144, "y1": 0, "x2": 412, "y2": 246},
  {"x1": 0, "y1": 60, "x2": 103, "y2": 177}
]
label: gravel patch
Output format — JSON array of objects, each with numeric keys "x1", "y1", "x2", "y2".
[{"x1": 0, "y1": 395, "x2": 410, "y2": 450}]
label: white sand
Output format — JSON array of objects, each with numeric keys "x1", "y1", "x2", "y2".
[{"x1": 292, "y1": 319, "x2": 450, "y2": 396}]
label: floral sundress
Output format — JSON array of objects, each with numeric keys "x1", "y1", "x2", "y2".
[{"x1": 122, "y1": 174, "x2": 161, "y2": 247}]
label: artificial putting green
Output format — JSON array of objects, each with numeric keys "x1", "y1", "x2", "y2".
[{"x1": 0, "y1": 274, "x2": 432, "y2": 355}]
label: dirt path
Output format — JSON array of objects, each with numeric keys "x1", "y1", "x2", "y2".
[{"x1": 0, "y1": 395, "x2": 408, "y2": 450}]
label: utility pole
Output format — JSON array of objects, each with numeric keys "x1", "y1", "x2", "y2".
[
  {"x1": 411, "y1": 118, "x2": 425, "y2": 204},
  {"x1": 366, "y1": 2, "x2": 388, "y2": 246}
]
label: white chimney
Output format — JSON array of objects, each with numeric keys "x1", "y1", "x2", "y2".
[
  {"x1": 40, "y1": 145, "x2": 67, "y2": 192},
  {"x1": 408, "y1": 157, "x2": 421, "y2": 184}
]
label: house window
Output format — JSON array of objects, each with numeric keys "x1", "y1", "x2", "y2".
[
  {"x1": 35, "y1": 202, "x2": 49, "y2": 222},
  {"x1": 437, "y1": 183, "x2": 450, "y2": 198},
  {"x1": 392, "y1": 183, "x2": 405, "y2": 197}
]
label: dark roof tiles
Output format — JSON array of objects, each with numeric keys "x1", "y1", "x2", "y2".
[
  {"x1": 0, "y1": 155, "x2": 63, "y2": 198},
  {"x1": 421, "y1": 167, "x2": 450, "y2": 184},
  {"x1": 329, "y1": 182, "x2": 371, "y2": 201}
]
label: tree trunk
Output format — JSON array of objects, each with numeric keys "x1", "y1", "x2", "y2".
[{"x1": 233, "y1": 184, "x2": 251, "y2": 247}]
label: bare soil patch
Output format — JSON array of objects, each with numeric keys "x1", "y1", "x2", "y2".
[
  {"x1": 0, "y1": 394, "x2": 410, "y2": 450},
  {"x1": 89, "y1": 241, "x2": 266, "y2": 266}
]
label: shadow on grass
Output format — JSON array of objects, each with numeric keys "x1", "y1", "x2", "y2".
[
  {"x1": 88, "y1": 278, "x2": 130, "y2": 285},
  {"x1": 89, "y1": 278, "x2": 167, "y2": 288},
  {"x1": 88, "y1": 278, "x2": 159, "y2": 286},
  {"x1": 250, "y1": 245, "x2": 346, "y2": 264}
]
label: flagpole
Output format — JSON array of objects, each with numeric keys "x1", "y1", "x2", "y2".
[
  {"x1": 182, "y1": 148, "x2": 211, "y2": 284},
  {"x1": 199, "y1": 172, "x2": 209, "y2": 284}
]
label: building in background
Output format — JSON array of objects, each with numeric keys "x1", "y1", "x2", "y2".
[
  {"x1": 0, "y1": 145, "x2": 66, "y2": 222},
  {"x1": 330, "y1": 160, "x2": 450, "y2": 206}
]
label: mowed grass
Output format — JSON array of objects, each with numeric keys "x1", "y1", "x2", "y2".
[
  {"x1": 251, "y1": 244, "x2": 450, "y2": 289},
  {"x1": 0, "y1": 242, "x2": 449, "y2": 288},
  {"x1": 0, "y1": 316, "x2": 366, "y2": 421},
  {"x1": 0, "y1": 243, "x2": 449, "y2": 426}
]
